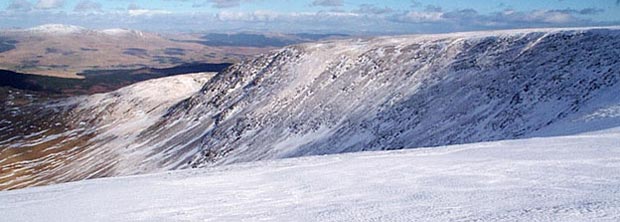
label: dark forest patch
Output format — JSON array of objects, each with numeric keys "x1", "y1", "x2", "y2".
[
  {"x1": 80, "y1": 48, "x2": 98, "y2": 52},
  {"x1": 152, "y1": 56, "x2": 184, "y2": 64},
  {"x1": 18, "y1": 60, "x2": 40, "y2": 69},
  {"x1": 45, "y1": 48, "x2": 75, "y2": 56},
  {"x1": 164, "y1": 48, "x2": 185, "y2": 56},
  {"x1": 0, "y1": 37, "x2": 17, "y2": 53},
  {"x1": 123, "y1": 48, "x2": 148, "y2": 57}
]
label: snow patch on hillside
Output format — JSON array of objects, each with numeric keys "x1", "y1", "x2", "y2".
[
  {"x1": 99, "y1": 29, "x2": 145, "y2": 37},
  {"x1": 26, "y1": 24, "x2": 86, "y2": 34},
  {"x1": 583, "y1": 105, "x2": 620, "y2": 121},
  {"x1": 18, "y1": 24, "x2": 149, "y2": 37}
]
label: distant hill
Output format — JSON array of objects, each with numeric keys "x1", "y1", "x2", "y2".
[
  {"x1": 0, "y1": 63, "x2": 231, "y2": 95},
  {"x1": 188, "y1": 33, "x2": 349, "y2": 47},
  {"x1": 0, "y1": 24, "x2": 270, "y2": 78}
]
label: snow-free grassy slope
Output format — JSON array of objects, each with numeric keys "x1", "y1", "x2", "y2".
[{"x1": 1, "y1": 128, "x2": 619, "y2": 221}]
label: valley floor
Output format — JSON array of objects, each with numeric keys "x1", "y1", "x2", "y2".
[{"x1": 1, "y1": 128, "x2": 619, "y2": 221}]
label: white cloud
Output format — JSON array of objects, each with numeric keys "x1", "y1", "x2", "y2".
[
  {"x1": 523, "y1": 10, "x2": 575, "y2": 24},
  {"x1": 74, "y1": 0, "x2": 102, "y2": 13},
  {"x1": 488, "y1": 9, "x2": 581, "y2": 25},
  {"x1": 35, "y1": 0, "x2": 65, "y2": 9},
  {"x1": 391, "y1": 7, "x2": 592, "y2": 28},
  {"x1": 6, "y1": 0, "x2": 33, "y2": 12},
  {"x1": 128, "y1": 9, "x2": 172, "y2": 17},
  {"x1": 216, "y1": 10, "x2": 277, "y2": 22},
  {"x1": 354, "y1": 4, "x2": 393, "y2": 15},
  {"x1": 127, "y1": 3, "x2": 141, "y2": 10},
  {"x1": 401, "y1": 11, "x2": 444, "y2": 23},
  {"x1": 0, "y1": 3, "x2": 613, "y2": 34},
  {"x1": 198, "y1": 0, "x2": 253, "y2": 8},
  {"x1": 215, "y1": 10, "x2": 360, "y2": 22},
  {"x1": 311, "y1": 0, "x2": 343, "y2": 7}
]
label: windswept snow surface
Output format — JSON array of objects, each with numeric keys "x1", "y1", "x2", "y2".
[{"x1": 1, "y1": 128, "x2": 619, "y2": 221}]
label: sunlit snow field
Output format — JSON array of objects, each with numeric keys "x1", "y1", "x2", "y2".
[{"x1": 1, "y1": 127, "x2": 619, "y2": 221}]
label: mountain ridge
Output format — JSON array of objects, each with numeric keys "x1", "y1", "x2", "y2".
[
  {"x1": 1, "y1": 26, "x2": 619, "y2": 190},
  {"x1": 169, "y1": 26, "x2": 620, "y2": 166}
]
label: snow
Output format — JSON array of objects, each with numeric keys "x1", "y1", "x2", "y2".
[
  {"x1": 1, "y1": 128, "x2": 619, "y2": 221},
  {"x1": 583, "y1": 105, "x2": 620, "y2": 121},
  {"x1": 3, "y1": 26, "x2": 620, "y2": 191},
  {"x1": 1, "y1": 26, "x2": 620, "y2": 221},
  {"x1": 17, "y1": 24, "x2": 149, "y2": 37},
  {"x1": 177, "y1": 26, "x2": 620, "y2": 167},
  {"x1": 0, "y1": 73, "x2": 214, "y2": 190},
  {"x1": 67, "y1": 72, "x2": 214, "y2": 175},
  {"x1": 26, "y1": 24, "x2": 86, "y2": 34},
  {"x1": 99, "y1": 29, "x2": 145, "y2": 37}
]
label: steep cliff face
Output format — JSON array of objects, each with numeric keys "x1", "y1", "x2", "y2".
[{"x1": 2, "y1": 27, "x2": 620, "y2": 190}]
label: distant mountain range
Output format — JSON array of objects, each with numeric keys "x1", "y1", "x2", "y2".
[
  {"x1": 185, "y1": 32, "x2": 349, "y2": 47},
  {"x1": 0, "y1": 24, "x2": 347, "y2": 79}
]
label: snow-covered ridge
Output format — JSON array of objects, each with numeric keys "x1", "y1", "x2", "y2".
[
  {"x1": 378, "y1": 26, "x2": 620, "y2": 41},
  {"x1": 171, "y1": 26, "x2": 620, "y2": 167},
  {"x1": 19, "y1": 24, "x2": 148, "y2": 37},
  {"x1": 1, "y1": 128, "x2": 619, "y2": 221},
  {"x1": 26, "y1": 24, "x2": 86, "y2": 34},
  {"x1": 99, "y1": 28, "x2": 145, "y2": 37}
]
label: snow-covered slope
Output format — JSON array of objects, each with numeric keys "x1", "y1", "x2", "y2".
[
  {"x1": 98, "y1": 28, "x2": 146, "y2": 37},
  {"x1": 26, "y1": 24, "x2": 86, "y2": 35},
  {"x1": 152, "y1": 27, "x2": 620, "y2": 167},
  {"x1": 0, "y1": 73, "x2": 213, "y2": 190},
  {"x1": 1, "y1": 128, "x2": 619, "y2": 221},
  {"x1": 1, "y1": 27, "x2": 620, "y2": 190},
  {"x1": 22, "y1": 24, "x2": 147, "y2": 37}
]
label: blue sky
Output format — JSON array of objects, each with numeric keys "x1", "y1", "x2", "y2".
[{"x1": 1, "y1": 0, "x2": 619, "y2": 34}]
